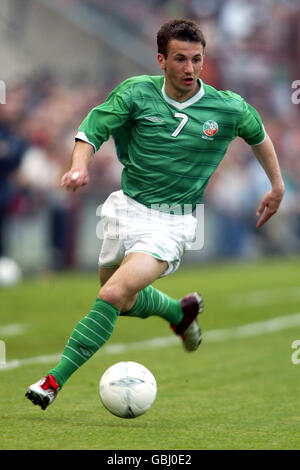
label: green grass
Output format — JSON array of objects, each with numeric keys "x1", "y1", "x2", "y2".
[{"x1": 1, "y1": 257, "x2": 300, "y2": 450}]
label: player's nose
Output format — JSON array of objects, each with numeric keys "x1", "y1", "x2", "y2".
[{"x1": 184, "y1": 60, "x2": 194, "y2": 74}]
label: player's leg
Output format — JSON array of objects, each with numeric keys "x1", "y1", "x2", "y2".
[
  {"x1": 25, "y1": 253, "x2": 167, "y2": 409},
  {"x1": 99, "y1": 254, "x2": 204, "y2": 352},
  {"x1": 99, "y1": 266, "x2": 118, "y2": 287},
  {"x1": 51, "y1": 253, "x2": 168, "y2": 383},
  {"x1": 98, "y1": 262, "x2": 203, "y2": 350},
  {"x1": 97, "y1": 252, "x2": 168, "y2": 311},
  {"x1": 119, "y1": 281, "x2": 204, "y2": 353},
  {"x1": 97, "y1": 189, "x2": 203, "y2": 341}
]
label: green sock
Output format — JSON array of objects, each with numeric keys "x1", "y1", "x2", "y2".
[
  {"x1": 48, "y1": 298, "x2": 120, "y2": 389},
  {"x1": 121, "y1": 285, "x2": 183, "y2": 326}
]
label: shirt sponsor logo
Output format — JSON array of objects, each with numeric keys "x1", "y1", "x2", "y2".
[
  {"x1": 144, "y1": 116, "x2": 164, "y2": 123},
  {"x1": 202, "y1": 120, "x2": 218, "y2": 139}
]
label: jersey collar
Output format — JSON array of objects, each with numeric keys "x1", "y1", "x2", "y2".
[{"x1": 161, "y1": 79, "x2": 205, "y2": 110}]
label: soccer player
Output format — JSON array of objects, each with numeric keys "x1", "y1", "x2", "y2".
[{"x1": 26, "y1": 19, "x2": 284, "y2": 410}]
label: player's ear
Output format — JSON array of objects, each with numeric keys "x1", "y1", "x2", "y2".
[{"x1": 157, "y1": 53, "x2": 166, "y2": 71}]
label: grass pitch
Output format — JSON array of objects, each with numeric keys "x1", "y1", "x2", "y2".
[{"x1": 0, "y1": 257, "x2": 300, "y2": 450}]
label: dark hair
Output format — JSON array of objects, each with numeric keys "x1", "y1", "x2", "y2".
[{"x1": 157, "y1": 19, "x2": 206, "y2": 58}]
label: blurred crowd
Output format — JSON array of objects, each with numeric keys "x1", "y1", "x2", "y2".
[
  {"x1": 0, "y1": 73, "x2": 122, "y2": 269},
  {"x1": 1, "y1": 0, "x2": 300, "y2": 270}
]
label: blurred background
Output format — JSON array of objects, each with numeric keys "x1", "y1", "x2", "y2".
[{"x1": 0, "y1": 0, "x2": 299, "y2": 279}]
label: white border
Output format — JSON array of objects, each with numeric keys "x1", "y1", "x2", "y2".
[
  {"x1": 75, "y1": 131, "x2": 96, "y2": 152},
  {"x1": 250, "y1": 124, "x2": 267, "y2": 146},
  {"x1": 161, "y1": 79, "x2": 205, "y2": 110}
]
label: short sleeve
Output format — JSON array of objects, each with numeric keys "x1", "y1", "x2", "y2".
[
  {"x1": 76, "y1": 82, "x2": 132, "y2": 152},
  {"x1": 237, "y1": 100, "x2": 266, "y2": 146}
]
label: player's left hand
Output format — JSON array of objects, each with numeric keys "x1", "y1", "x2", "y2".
[{"x1": 255, "y1": 187, "x2": 284, "y2": 228}]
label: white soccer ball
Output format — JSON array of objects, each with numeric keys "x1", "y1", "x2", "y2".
[
  {"x1": 99, "y1": 361, "x2": 157, "y2": 419},
  {"x1": 0, "y1": 257, "x2": 22, "y2": 287}
]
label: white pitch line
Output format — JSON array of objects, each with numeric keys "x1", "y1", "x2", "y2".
[
  {"x1": 0, "y1": 354, "x2": 62, "y2": 372},
  {"x1": 1, "y1": 312, "x2": 300, "y2": 372},
  {"x1": 0, "y1": 323, "x2": 28, "y2": 337},
  {"x1": 228, "y1": 287, "x2": 300, "y2": 307},
  {"x1": 204, "y1": 312, "x2": 300, "y2": 341}
]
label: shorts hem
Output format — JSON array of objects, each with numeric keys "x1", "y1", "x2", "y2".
[
  {"x1": 125, "y1": 249, "x2": 166, "y2": 262},
  {"x1": 99, "y1": 264, "x2": 120, "y2": 268}
]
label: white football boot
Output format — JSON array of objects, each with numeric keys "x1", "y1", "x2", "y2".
[{"x1": 25, "y1": 374, "x2": 60, "y2": 410}]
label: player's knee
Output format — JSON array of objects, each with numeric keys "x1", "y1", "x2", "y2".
[
  {"x1": 98, "y1": 284, "x2": 122, "y2": 308},
  {"x1": 98, "y1": 283, "x2": 134, "y2": 310}
]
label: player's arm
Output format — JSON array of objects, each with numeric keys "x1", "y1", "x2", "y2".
[
  {"x1": 61, "y1": 80, "x2": 133, "y2": 192},
  {"x1": 237, "y1": 99, "x2": 285, "y2": 228},
  {"x1": 61, "y1": 140, "x2": 94, "y2": 192},
  {"x1": 251, "y1": 134, "x2": 285, "y2": 228}
]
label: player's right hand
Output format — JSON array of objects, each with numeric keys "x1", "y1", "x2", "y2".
[{"x1": 60, "y1": 168, "x2": 90, "y2": 192}]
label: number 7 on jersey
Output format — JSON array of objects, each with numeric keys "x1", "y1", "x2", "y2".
[{"x1": 172, "y1": 113, "x2": 188, "y2": 137}]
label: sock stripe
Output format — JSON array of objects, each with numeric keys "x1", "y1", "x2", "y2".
[
  {"x1": 69, "y1": 337, "x2": 83, "y2": 348},
  {"x1": 78, "y1": 321, "x2": 107, "y2": 343},
  {"x1": 90, "y1": 310, "x2": 116, "y2": 328},
  {"x1": 85, "y1": 316, "x2": 113, "y2": 336},
  {"x1": 62, "y1": 354, "x2": 81, "y2": 368},
  {"x1": 160, "y1": 295, "x2": 170, "y2": 315},
  {"x1": 74, "y1": 328, "x2": 102, "y2": 348},
  {"x1": 157, "y1": 291, "x2": 162, "y2": 312},
  {"x1": 150, "y1": 286, "x2": 155, "y2": 311},
  {"x1": 122, "y1": 285, "x2": 183, "y2": 326},
  {"x1": 140, "y1": 294, "x2": 147, "y2": 311},
  {"x1": 65, "y1": 345, "x2": 87, "y2": 361},
  {"x1": 48, "y1": 298, "x2": 120, "y2": 390}
]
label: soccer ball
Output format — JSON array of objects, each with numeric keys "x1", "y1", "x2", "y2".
[
  {"x1": 99, "y1": 361, "x2": 157, "y2": 419},
  {"x1": 0, "y1": 257, "x2": 22, "y2": 287}
]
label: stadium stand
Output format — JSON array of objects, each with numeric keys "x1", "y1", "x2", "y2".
[{"x1": 0, "y1": 0, "x2": 299, "y2": 270}]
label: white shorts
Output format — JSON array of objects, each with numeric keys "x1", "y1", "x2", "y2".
[{"x1": 98, "y1": 190, "x2": 197, "y2": 277}]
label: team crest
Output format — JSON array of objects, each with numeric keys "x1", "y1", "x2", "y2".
[{"x1": 203, "y1": 120, "x2": 219, "y2": 137}]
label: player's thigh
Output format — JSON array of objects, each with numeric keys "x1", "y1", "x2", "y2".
[
  {"x1": 118, "y1": 252, "x2": 168, "y2": 291},
  {"x1": 98, "y1": 266, "x2": 118, "y2": 287},
  {"x1": 98, "y1": 252, "x2": 167, "y2": 306}
]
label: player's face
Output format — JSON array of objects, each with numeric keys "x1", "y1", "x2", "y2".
[{"x1": 158, "y1": 39, "x2": 204, "y2": 101}]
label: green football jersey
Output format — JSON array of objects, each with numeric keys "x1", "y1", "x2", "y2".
[{"x1": 76, "y1": 75, "x2": 265, "y2": 210}]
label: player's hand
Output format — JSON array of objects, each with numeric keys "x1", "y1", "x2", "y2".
[
  {"x1": 60, "y1": 168, "x2": 90, "y2": 192},
  {"x1": 255, "y1": 186, "x2": 284, "y2": 228}
]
